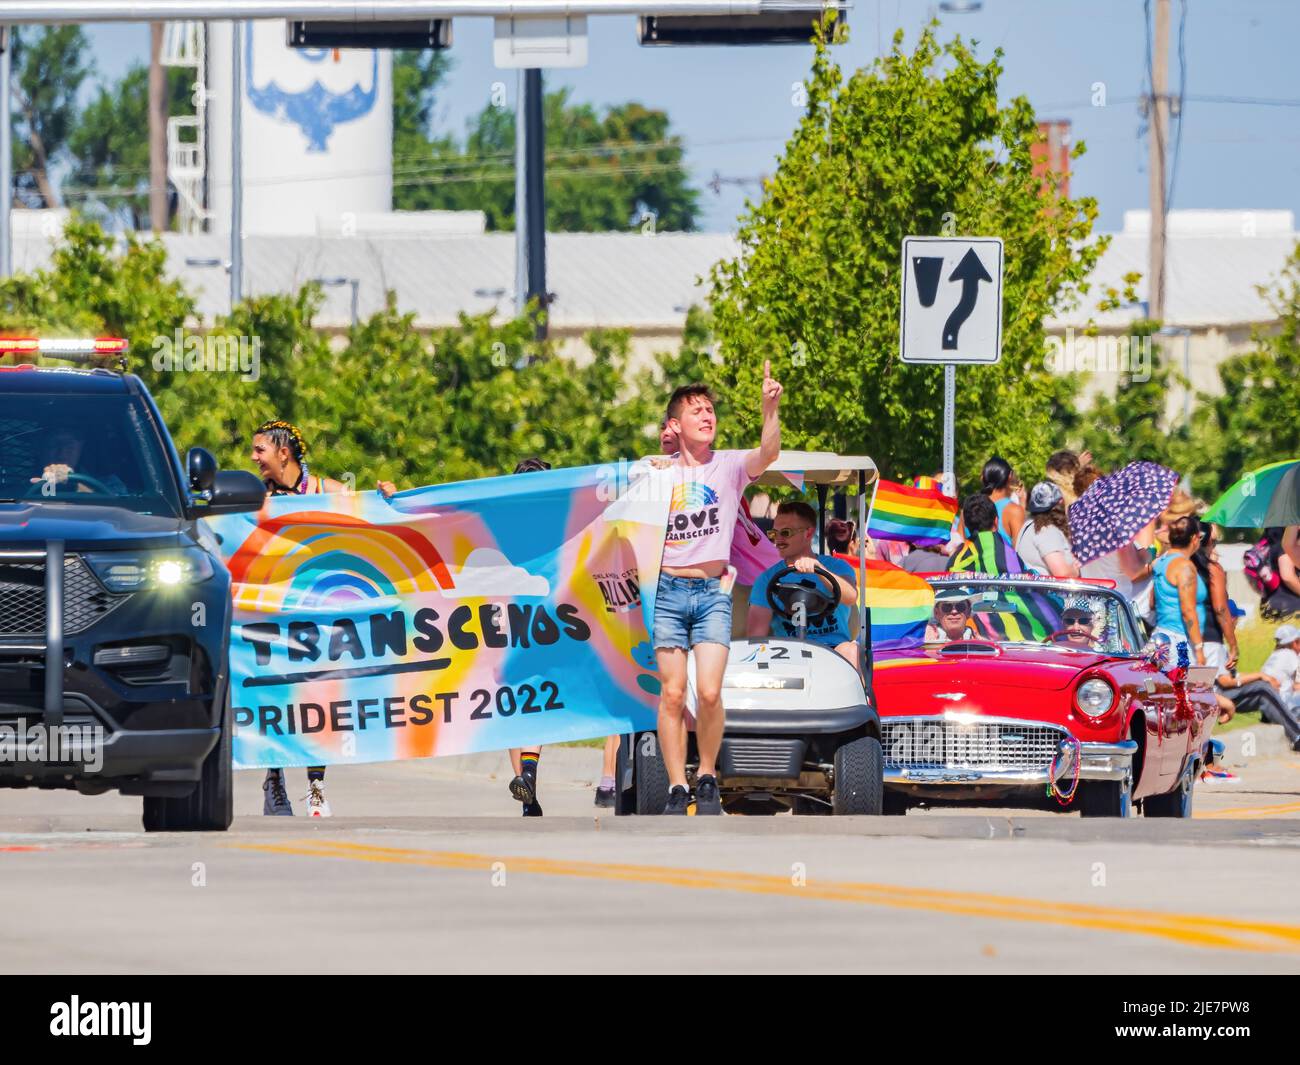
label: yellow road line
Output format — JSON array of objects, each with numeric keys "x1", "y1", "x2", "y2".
[
  {"x1": 230, "y1": 838, "x2": 1300, "y2": 955},
  {"x1": 1197, "y1": 799, "x2": 1300, "y2": 819}
]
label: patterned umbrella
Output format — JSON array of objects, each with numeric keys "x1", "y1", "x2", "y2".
[
  {"x1": 1068, "y1": 461, "x2": 1179, "y2": 565},
  {"x1": 1203, "y1": 459, "x2": 1300, "y2": 528}
]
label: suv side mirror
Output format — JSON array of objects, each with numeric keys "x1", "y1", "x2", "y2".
[
  {"x1": 199, "y1": 470, "x2": 266, "y2": 516},
  {"x1": 187, "y1": 447, "x2": 218, "y2": 495}
]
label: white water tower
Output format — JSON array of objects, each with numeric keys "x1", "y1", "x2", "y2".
[{"x1": 208, "y1": 21, "x2": 392, "y2": 236}]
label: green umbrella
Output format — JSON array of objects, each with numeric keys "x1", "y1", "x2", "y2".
[{"x1": 1204, "y1": 459, "x2": 1300, "y2": 528}]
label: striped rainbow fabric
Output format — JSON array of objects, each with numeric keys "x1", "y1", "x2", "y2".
[
  {"x1": 868, "y1": 477, "x2": 958, "y2": 547},
  {"x1": 834, "y1": 555, "x2": 934, "y2": 650}
]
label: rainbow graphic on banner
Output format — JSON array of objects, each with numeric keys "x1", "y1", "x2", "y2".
[
  {"x1": 868, "y1": 478, "x2": 958, "y2": 547},
  {"x1": 832, "y1": 554, "x2": 934, "y2": 650},
  {"x1": 205, "y1": 465, "x2": 670, "y2": 769}
]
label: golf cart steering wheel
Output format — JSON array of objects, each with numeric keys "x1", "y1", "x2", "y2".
[
  {"x1": 1046, "y1": 629, "x2": 1102, "y2": 649},
  {"x1": 24, "y1": 471, "x2": 116, "y2": 497},
  {"x1": 765, "y1": 564, "x2": 842, "y2": 626}
]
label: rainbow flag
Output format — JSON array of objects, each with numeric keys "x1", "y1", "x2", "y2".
[
  {"x1": 834, "y1": 555, "x2": 934, "y2": 650},
  {"x1": 868, "y1": 478, "x2": 958, "y2": 548}
]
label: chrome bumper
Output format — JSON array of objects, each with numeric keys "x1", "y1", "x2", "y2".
[{"x1": 884, "y1": 740, "x2": 1137, "y2": 786}]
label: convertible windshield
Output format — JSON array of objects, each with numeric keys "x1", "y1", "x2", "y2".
[
  {"x1": 923, "y1": 578, "x2": 1140, "y2": 654},
  {"x1": 0, "y1": 393, "x2": 180, "y2": 516}
]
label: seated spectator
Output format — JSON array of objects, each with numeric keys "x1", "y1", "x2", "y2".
[
  {"x1": 948, "y1": 493, "x2": 1027, "y2": 574},
  {"x1": 1015, "y1": 482, "x2": 1080, "y2": 578},
  {"x1": 1257, "y1": 526, "x2": 1300, "y2": 620}
]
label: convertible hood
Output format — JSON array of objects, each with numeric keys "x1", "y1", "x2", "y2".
[
  {"x1": 0, "y1": 503, "x2": 186, "y2": 552},
  {"x1": 874, "y1": 645, "x2": 1120, "y2": 692}
]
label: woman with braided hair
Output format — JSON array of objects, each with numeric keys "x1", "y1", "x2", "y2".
[{"x1": 250, "y1": 420, "x2": 397, "y2": 817}]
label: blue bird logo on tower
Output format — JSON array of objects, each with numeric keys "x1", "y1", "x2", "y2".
[{"x1": 245, "y1": 31, "x2": 379, "y2": 152}]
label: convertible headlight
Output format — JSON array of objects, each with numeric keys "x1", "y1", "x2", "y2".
[
  {"x1": 1074, "y1": 677, "x2": 1116, "y2": 719},
  {"x1": 85, "y1": 549, "x2": 215, "y2": 592}
]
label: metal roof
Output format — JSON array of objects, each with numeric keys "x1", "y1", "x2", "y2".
[{"x1": 9, "y1": 209, "x2": 1296, "y2": 332}]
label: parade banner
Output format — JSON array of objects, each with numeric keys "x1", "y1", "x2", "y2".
[{"x1": 205, "y1": 464, "x2": 670, "y2": 768}]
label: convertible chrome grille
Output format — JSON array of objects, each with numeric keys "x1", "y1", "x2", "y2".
[
  {"x1": 0, "y1": 556, "x2": 131, "y2": 636},
  {"x1": 881, "y1": 718, "x2": 1067, "y2": 772}
]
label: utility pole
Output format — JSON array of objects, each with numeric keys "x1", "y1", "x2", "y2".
[
  {"x1": 1147, "y1": 0, "x2": 1170, "y2": 322},
  {"x1": 230, "y1": 19, "x2": 243, "y2": 309},
  {"x1": 522, "y1": 67, "x2": 546, "y2": 340},
  {"x1": 149, "y1": 22, "x2": 168, "y2": 232},
  {"x1": 0, "y1": 26, "x2": 11, "y2": 279}
]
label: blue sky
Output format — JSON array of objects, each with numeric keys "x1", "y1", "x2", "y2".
[{"x1": 87, "y1": 1, "x2": 1299, "y2": 233}]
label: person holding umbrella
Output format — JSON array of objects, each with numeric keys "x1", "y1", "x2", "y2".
[{"x1": 1069, "y1": 461, "x2": 1178, "y2": 616}]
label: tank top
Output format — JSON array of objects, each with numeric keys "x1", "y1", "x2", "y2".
[
  {"x1": 1152, "y1": 552, "x2": 1207, "y2": 639},
  {"x1": 993, "y1": 495, "x2": 1013, "y2": 546}
]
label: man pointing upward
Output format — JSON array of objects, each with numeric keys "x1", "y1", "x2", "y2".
[{"x1": 653, "y1": 361, "x2": 783, "y2": 814}]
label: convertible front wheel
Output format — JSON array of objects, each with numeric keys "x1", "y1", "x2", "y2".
[{"x1": 1076, "y1": 774, "x2": 1133, "y2": 818}]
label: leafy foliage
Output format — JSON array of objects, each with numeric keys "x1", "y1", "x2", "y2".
[
  {"x1": 699, "y1": 21, "x2": 1105, "y2": 490},
  {"x1": 0, "y1": 218, "x2": 660, "y2": 490},
  {"x1": 395, "y1": 80, "x2": 700, "y2": 233}
]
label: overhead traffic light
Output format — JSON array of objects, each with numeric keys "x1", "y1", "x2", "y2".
[
  {"x1": 286, "y1": 20, "x2": 453, "y2": 51},
  {"x1": 637, "y1": 9, "x2": 846, "y2": 47}
]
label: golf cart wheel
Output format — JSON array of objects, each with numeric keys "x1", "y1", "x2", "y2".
[
  {"x1": 633, "y1": 731, "x2": 670, "y2": 816},
  {"x1": 1144, "y1": 761, "x2": 1196, "y2": 818},
  {"x1": 882, "y1": 791, "x2": 909, "y2": 816},
  {"x1": 1076, "y1": 775, "x2": 1133, "y2": 818},
  {"x1": 832, "y1": 734, "x2": 884, "y2": 815}
]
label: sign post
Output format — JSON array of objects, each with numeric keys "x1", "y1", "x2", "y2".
[{"x1": 899, "y1": 236, "x2": 1005, "y2": 499}]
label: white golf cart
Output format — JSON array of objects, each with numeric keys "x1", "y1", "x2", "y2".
[{"x1": 614, "y1": 452, "x2": 884, "y2": 816}]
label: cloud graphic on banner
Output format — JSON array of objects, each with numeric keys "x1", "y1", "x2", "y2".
[{"x1": 443, "y1": 548, "x2": 550, "y2": 598}]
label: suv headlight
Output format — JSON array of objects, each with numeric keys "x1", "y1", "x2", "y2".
[
  {"x1": 1074, "y1": 677, "x2": 1117, "y2": 719},
  {"x1": 85, "y1": 549, "x2": 215, "y2": 591}
]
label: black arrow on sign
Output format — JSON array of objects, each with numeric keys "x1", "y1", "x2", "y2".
[{"x1": 942, "y1": 247, "x2": 993, "y2": 350}]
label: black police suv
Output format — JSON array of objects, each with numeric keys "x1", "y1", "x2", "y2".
[{"x1": 0, "y1": 346, "x2": 264, "y2": 830}]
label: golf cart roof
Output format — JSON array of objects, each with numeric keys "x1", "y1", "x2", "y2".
[{"x1": 755, "y1": 451, "x2": 879, "y2": 489}]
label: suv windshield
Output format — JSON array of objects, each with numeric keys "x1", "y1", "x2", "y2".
[
  {"x1": 0, "y1": 393, "x2": 180, "y2": 516},
  {"x1": 924, "y1": 578, "x2": 1140, "y2": 654}
]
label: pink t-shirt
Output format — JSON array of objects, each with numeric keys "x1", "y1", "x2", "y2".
[{"x1": 662, "y1": 449, "x2": 755, "y2": 569}]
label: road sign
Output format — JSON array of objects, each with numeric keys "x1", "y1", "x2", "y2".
[
  {"x1": 494, "y1": 15, "x2": 588, "y2": 68},
  {"x1": 899, "y1": 236, "x2": 1004, "y2": 365}
]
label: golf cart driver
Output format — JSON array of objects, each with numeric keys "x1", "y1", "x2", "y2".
[
  {"x1": 747, "y1": 500, "x2": 859, "y2": 667},
  {"x1": 615, "y1": 452, "x2": 884, "y2": 816}
]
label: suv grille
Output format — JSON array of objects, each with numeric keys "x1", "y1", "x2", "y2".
[
  {"x1": 882, "y1": 718, "x2": 1066, "y2": 773},
  {"x1": 0, "y1": 556, "x2": 131, "y2": 636}
]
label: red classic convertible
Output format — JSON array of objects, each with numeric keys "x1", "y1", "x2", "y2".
[{"x1": 873, "y1": 573, "x2": 1218, "y2": 817}]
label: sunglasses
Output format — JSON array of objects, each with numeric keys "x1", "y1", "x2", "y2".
[
  {"x1": 938, "y1": 602, "x2": 969, "y2": 614},
  {"x1": 772, "y1": 526, "x2": 810, "y2": 539},
  {"x1": 1062, "y1": 612, "x2": 1094, "y2": 624}
]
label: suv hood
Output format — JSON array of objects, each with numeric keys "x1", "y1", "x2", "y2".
[{"x1": 0, "y1": 502, "x2": 187, "y2": 551}]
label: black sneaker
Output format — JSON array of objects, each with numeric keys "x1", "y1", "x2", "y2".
[
  {"x1": 663, "y1": 785, "x2": 690, "y2": 815},
  {"x1": 508, "y1": 772, "x2": 536, "y2": 805},
  {"x1": 522, "y1": 800, "x2": 544, "y2": 817},
  {"x1": 695, "y1": 774, "x2": 723, "y2": 815},
  {"x1": 594, "y1": 786, "x2": 616, "y2": 808}
]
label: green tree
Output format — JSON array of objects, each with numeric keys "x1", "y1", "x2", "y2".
[
  {"x1": 1184, "y1": 241, "x2": 1300, "y2": 499},
  {"x1": 0, "y1": 216, "x2": 660, "y2": 489},
  {"x1": 699, "y1": 21, "x2": 1104, "y2": 490},
  {"x1": 66, "y1": 63, "x2": 192, "y2": 228},
  {"x1": 396, "y1": 86, "x2": 700, "y2": 233},
  {"x1": 7, "y1": 26, "x2": 94, "y2": 208}
]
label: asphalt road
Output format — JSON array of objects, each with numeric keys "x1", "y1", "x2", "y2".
[{"x1": 3, "y1": 746, "x2": 1299, "y2": 974}]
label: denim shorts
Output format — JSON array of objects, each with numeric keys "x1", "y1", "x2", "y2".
[{"x1": 653, "y1": 573, "x2": 733, "y2": 650}]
